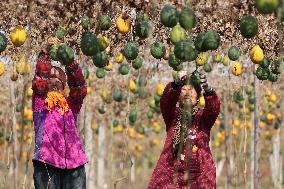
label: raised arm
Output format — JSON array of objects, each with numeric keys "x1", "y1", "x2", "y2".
[
  {"x1": 32, "y1": 53, "x2": 51, "y2": 112},
  {"x1": 201, "y1": 91, "x2": 220, "y2": 131},
  {"x1": 65, "y1": 60, "x2": 87, "y2": 118},
  {"x1": 160, "y1": 81, "x2": 182, "y2": 130},
  {"x1": 199, "y1": 74, "x2": 220, "y2": 131}
]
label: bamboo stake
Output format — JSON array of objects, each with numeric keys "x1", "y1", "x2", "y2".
[
  {"x1": 250, "y1": 111, "x2": 254, "y2": 189},
  {"x1": 241, "y1": 61, "x2": 248, "y2": 188},
  {"x1": 269, "y1": 128, "x2": 282, "y2": 189},
  {"x1": 224, "y1": 88, "x2": 232, "y2": 189},
  {"x1": 2, "y1": 62, "x2": 9, "y2": 164},
  {"x1": 21, "y1": 135, "x2": 33, "y2": 189},
  {"x1": 85, "y1": 108, "x2": 94, "y2": 189},
  {"x1": 10, "y1": 69, "x2": 19, "y2": 189},
  {"x1": 97, "y1": 71, "x2": 108, "y2": 189},
  {"x1": 110, "y1": 79, "x2": 115, "y2": 187},
  {"x1": 19, "y1": 0, "x2": 33, "y2": 160},
  {"x1": 253, "y1": 67, "x2": 261, "y2": 189},
  {"x1": 97, "y1": 121, "x2": 106, "y2": 189}
]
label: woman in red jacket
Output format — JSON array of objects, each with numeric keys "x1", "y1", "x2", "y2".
[{"x1": 148, "y1": 71, "x2": 220, "y2": 189}]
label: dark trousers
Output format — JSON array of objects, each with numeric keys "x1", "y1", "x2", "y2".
[{"x1": 33, "y1": 160, "x2": 86, "y2": 189}]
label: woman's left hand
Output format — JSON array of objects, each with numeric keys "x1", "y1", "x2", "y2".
[
  {"x1": 200, "y1": 73, "x2": 213, "y2": 94},
  {"x1": 200, "y1": 74, "x2": 208, "y2": 90}
]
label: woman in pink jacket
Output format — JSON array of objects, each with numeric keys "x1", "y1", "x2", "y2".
[
  {"x1": 148, "y1": 71, "x2": 220, "y2": 189},
  {"x1": 32, "y1": 51, "x2": 88, "y2": 188}
]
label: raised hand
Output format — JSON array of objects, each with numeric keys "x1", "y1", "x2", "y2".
[
  {"x1": 200, "y1": 74, "x2": 208, "y2": 90},
  {"x1": 200, "y1": 73, "x2": 213, "y2": 95},
  {"x1": 175, "y1": 71, "x2": 188, "y2": 86}
]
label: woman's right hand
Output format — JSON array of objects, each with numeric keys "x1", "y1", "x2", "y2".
[
  {"x1": 175, "y1": 71, "x2": 188, "y2": 86},
  {"x1": 178, "y1": 71, "x2": 188, "y2": 82}
]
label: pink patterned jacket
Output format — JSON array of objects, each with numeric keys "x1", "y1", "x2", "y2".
[
  {"x1": 32, "y1": 54, "x2": 88, "y2": 169},
  {"x1": 148, "y1": 82, "x2": 220, "y2": 189}
]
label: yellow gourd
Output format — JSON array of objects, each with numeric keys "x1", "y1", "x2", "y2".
[
  {"x1": 214, "y1": 141, "x2": 220, "y2": 148},
  {"x1": 152, "y1": 121, "x2": 161, "y2": 128},
  {"x1": 115, "y1": 53, "x2": 124, "y2": 63},
  {"x1": 27, "y1": 87, "x2": 33, "y2": 97},
  {"x1": 128, "y1": 128, "x2": 136, "y2": 138},
  {"x1": 269, "y1": 94, "x2": 277, "y2": 103},
  {"x1": 91, "y1": 123, "x2": 98, "y2": 131},
  {"x1": 154, "y1": 126, "x2": 161, "y2": 133},
  {"x1": 198, "y1": 95, "x2": 205, "y2": 107},
  {"x1": 114, "y1": 124, "x2": 124, "y2": 133},
  {"x1": 231, "y1": 62, "x2": 242, "y2": 76},
  {"x1": 10, "y1": 25, "x2": 27, "y2": 47},
  {"x1": 216, "y1": 132, "x2": 225, "y2": 141},
  {"x1": 27, "y1": 114, "x2": 33, "y2": 121},
  {"x1": 246, "y1": 123, "x2": 252, "y2": 130},
  {"x1": 233, "y1": 119, "x2": 241, "y2": 127},
  {"x1": 24, "y1": 107, "x2": 33, "y2": 121},
  {"x1": 105, "y1": 46, "x2": 111, "y2": 54},
  {"x1": 0, "y1": 61, "x2": 4, "y2": 76},
  {"x1": 250, "y1": 44, "x2": 264, "y2": 64},
  {"x1": 104, "y1": 61, "x2": 113, "y2": 71},
  {"x1": 87, "y1": 87, "x2": 91, "y2": 94},
  {"x1": 266, "y1": 113, "x2": 275, "y2": 121},
  {"x1": 16, "y1": 57, "x2": 30, "y2": 75},
  {"x1": 24, "y1": 107, "x2": 32, "y2": 117},
  {"x1": 213, "y1": 53, "x2": 222, "y2": 63},
  {"x1": 195, "y1": 53, "x2": 208, "y2": 66},
  {"x1": 116, "y1": 16, "x2": 130, "y2": 34},
  {"x1": 137, "y1": 133, "x2": 144, "y2": 139},
  {"x1": 156, "y1": 84, "x2": 165, "y2": 96},
  {"x1": 215, "y1": 119, "x2": 221, "y2": 127},
  {"x1": 222, "y1": 56, "x2": 230, "y2": 66},
  {"x1": 151, "y1": 138, "x2": 159, "y2": 146},
  {"x1": 134, "y1": 143, "x2": 142, "y2": 152},
  {"x1": 128, "y1": 79, "x2": 137, "y2": 91}
]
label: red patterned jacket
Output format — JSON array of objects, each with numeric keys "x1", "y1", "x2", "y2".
[{"x1": 148, "y1": 82, "x2": 220, "y2": 189}]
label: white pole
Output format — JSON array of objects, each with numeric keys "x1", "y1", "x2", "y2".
[
  {"x1": 130, "y1": 156, "x2": 135, "y2": 184},
  {"x1": 250, "y1": 112, "x2": 254, "y2": 189},
  {"x1": 84, "y1": 111, "x2": 95, "y2": 189},
  {"x1": 97, "y1": 124, "x2": 106, "y2": 189},
  {"x1": 253, "y1": 73, "x2": 261, "y2": 189},
  {"x1": 10, "y1": 76, "x2": 18, "y2": 189}
]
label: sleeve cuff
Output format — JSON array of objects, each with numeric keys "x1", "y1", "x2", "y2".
[
  {"x1": 171, "y1": 82, "x2": 182, "y2": 90},
  {"x1": 69, "y1": 86, "x2": 87, "y2": 103},
  {"x1": 172, "y1": 78, "x2": 184, "y2": 89},
  {"x1": 66, "y1": 60, "x2": 79, "y2": 73},
  {"x1": 204, "y1": 87, "x2": 214, "y2": 96}
]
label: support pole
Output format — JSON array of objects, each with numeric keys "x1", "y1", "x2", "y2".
[{"x1": 253, "y1": 73, "x2": 261, "y2": 189}]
